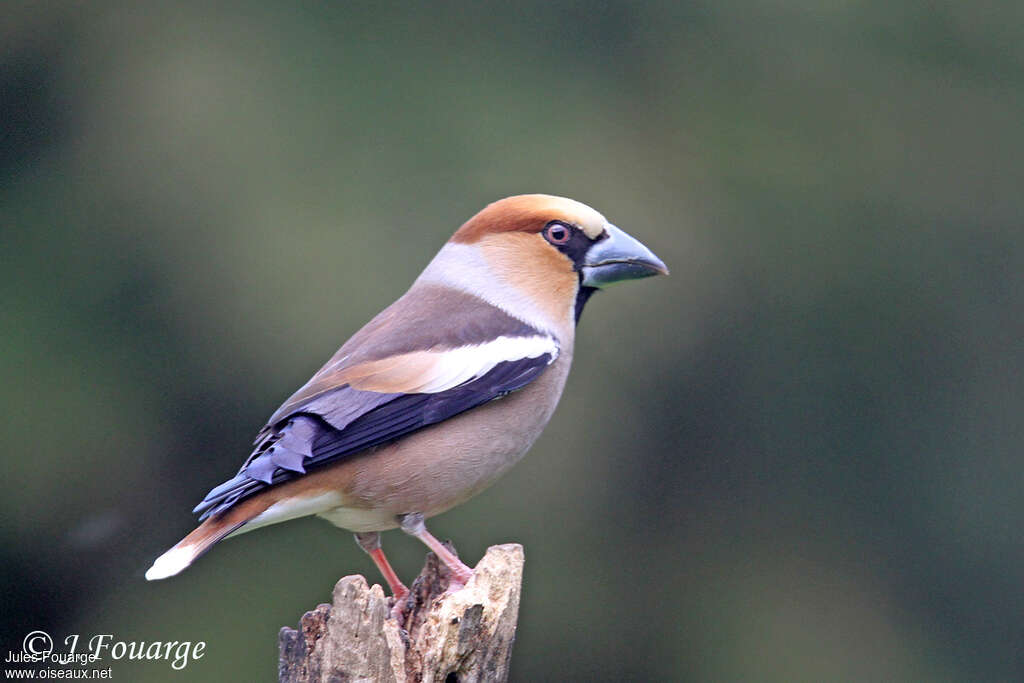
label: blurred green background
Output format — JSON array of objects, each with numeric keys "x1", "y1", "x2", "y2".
[{"x1": 3, "y1": 1, "x2": 1023, "y2": 681}]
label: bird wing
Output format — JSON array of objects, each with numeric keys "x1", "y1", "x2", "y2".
[{"x1": 193, "y1": 286, "x2": 558, "y2": 520}]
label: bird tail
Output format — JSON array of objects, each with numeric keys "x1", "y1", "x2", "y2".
[
  {"x1": 145, "y1": 498, "x2": 269, "y2": 580},
  {"x1": 145, "y1": 517, "x2": 242, "y2": 581}
]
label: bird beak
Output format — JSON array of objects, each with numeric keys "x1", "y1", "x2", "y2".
[{"x1": 580, "y1": 224, "x2": 669, "y2": 288}]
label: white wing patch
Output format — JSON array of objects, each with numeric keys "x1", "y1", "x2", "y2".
[{"x1": 412, "y1": 335, "x2": 558, "y2": 393}]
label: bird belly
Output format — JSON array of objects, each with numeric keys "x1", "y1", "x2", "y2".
[{"x1": 316, "y1": 505, "x2": 403, "y2": 533}]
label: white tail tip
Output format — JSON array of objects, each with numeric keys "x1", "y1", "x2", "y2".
[{"x1": 145, "y1": 545, "x2": 196, "y2": 581}]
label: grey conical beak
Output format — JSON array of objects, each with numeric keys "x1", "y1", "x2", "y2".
[{"x1": 580, "y1": 224, "x2": 669, "y2": 288}]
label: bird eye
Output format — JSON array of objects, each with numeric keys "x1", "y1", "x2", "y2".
[{"x1": 544, "y1": 222, "x2": 572, "y2": 245}]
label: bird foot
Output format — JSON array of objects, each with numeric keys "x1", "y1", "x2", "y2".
[
  {"x1": 445, "y1": 564, "x2": 473, "y2": 590},
  {"x1": 390, "y1": 591, "x2": 410, "y2": 625}
]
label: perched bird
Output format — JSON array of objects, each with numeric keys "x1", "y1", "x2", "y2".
[{"x1": 146, "y1": 194, "x2": 667, "y2": 605}]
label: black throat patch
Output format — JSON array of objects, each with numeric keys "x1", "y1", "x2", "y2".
[{"x1": 574, "y1": 284, "x2": 597, "y2": 323}]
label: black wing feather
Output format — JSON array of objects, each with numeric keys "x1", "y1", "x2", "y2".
[{"x1": 193, "y1": 354, "x2": 552, "y2": 520}]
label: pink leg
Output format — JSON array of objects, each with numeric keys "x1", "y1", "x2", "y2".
[
  {"x1": 399, "y1": 513, "x2": 473, "y2": 586},
  {"x1": 368, "y1": 547, "x2": 409, "y2": 600},
  {"x1": 354, "y1": 532, "x2": 409, "y2": 600}
]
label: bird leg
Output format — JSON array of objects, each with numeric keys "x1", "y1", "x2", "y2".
[
  {"x1": 398, "y1": 513, "x2": 473, "y2": 588},
  {"x1": 354, "y1": 531, "x2": 409, "y2": 601}
]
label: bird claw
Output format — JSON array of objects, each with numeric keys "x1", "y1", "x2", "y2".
[
  {"x1": 446, "y1": 566, "x2": 473, "y2": 592},
  {"x1": 389, "y1": 587, "x2": 410, "y2": 625},
  {"x1": 388, "y1": 566, "x2": 472, "y2": 627},
  {"x1": 390, "y1": 598, "x2": 408, "y2": 625}
]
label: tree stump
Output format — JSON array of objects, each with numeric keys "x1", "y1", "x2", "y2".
[{"x1": 279, "y1": 543, "x2": 524, "y2": 683}]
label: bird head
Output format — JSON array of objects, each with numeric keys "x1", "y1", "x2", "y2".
[{"x1": 448, "y1": 195, "x2": 668, "y2": 324}]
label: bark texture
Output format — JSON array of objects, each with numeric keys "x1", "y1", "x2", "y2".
[{"x1": 279, "y1": 543, "x2": 524, "y2": 683}]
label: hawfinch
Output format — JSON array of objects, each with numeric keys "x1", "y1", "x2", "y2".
[{"x1": 146, "y1": 194, "x2": 667, "y2": 603}]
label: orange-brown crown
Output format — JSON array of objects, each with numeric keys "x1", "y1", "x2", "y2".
[{"x1": 451, "y1": 194, "x2": 608, "y2": 244}]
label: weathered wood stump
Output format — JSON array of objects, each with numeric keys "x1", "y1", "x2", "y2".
[{"x1": 279, "y1": 543, "x2": 524, "y2": 683}]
